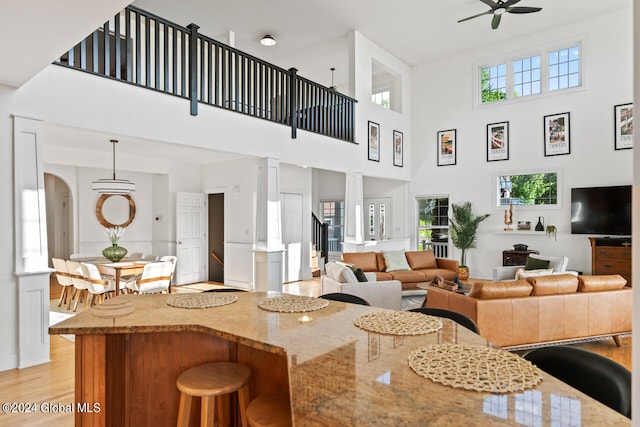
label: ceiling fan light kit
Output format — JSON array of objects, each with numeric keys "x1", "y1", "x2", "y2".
[{"x1": 458, "y1": 0, "x2": 542, "y2": 30}]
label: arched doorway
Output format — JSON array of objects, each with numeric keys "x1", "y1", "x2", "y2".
[{"x1": 44, "y1": 173, "x2": 73, "y2": 266}]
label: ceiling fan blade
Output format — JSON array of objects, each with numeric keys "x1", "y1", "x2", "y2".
[
  {"x1": 478, "y1": 0, "x2": 498, "y2": 8},
  {"x1": 502, "y1": 0, "x2": 522, "y2": 7},
  {"x1": 458, "y1": 10, "x2": 492, "y2": 23},
  {"x1": 507, "y1": 6, "x2": 542, "y2": 14},
  {"x1": 491, "y1": 13, "x2": 502, "y2": 29}
]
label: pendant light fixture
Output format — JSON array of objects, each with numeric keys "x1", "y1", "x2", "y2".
[
  {"x1": 329, "y1": 67, "x2": 336, "y2": 90},
  {"x1": 92, "y1": 139, "x2": 136, "y2": 194}
]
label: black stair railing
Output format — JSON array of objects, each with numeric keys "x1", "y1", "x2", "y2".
[
  {"x1": 312, "y1": 213, "x2": 329, "y2": 259},
  {"x1": 54, "y1": 5, "x2": 357, "y2": 142}
]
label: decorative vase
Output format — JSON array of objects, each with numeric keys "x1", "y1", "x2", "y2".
[
  {"x1": 458, "y1": 266, "x2": 470, "y2": 281},
  {"x1": 535, "y1": 216, "x2": 544, "y2": 232},
  {"x1": 102, "y1": 243, "x2": 128, "y2": 262}
]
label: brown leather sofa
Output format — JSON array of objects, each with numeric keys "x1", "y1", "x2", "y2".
[
  {"x1": 426, "y1": 274, "x2": 631, "y2": 349},
  {"x1": 341, "y1": 250, "x2": 458, "y2": 291}
]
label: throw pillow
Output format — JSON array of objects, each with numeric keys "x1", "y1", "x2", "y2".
[
  {"x1": 524, "y1": 256, "x2": 550, "y2": 271},
  {"x1": 515, "y1": 268, "x2": 554, "y2": 280},
  {"x1": 349, "y1": 266, "x2": 368, "y2": 282},
  {"x1": 382, "y1": 250, "x2": 411, "y2": 272}
]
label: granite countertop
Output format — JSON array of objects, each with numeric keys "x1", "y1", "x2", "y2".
[{"x1": 50, "y1": 292, "x2": 630, "y2": 426}]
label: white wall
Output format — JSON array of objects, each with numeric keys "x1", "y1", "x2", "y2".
[{"x1": 411, "y1": 9, "x2": 633, "y2": 279}]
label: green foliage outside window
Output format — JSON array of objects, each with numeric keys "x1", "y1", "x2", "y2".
[{"x1": 508, "y1": 173, "x2": 558, "y2": 205}]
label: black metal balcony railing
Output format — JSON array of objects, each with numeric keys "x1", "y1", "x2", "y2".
[{"x1": 54, "y1": 6, "x2": 356, "y2": 142}]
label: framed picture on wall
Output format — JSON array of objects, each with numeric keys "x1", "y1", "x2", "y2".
[
  {"x1": 614, "y1": 103, "x2": 633, "y2": 150},
  {"x1": 486, "y1": 121, "x2": 509, "y2": 162},
  {"x1": 393, "y1": 130, "x2": 403, "y2": 167},
  {"x1": 368, "y1": 121, "x2": 380, "y2": 161},
  {"x1": 544, "y1": 112, "x2": 571, "y2": 156},
  {"x1": 437, "y1": 129, "x2": 456, "y2": 166}
]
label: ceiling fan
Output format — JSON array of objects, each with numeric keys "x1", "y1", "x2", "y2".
[{"x1": 458, "y1": 0, "x2": 542, "y2": 30}]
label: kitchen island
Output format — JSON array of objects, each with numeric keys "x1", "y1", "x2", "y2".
[{"x1": 49, "y1": 291, "x2": 629, "y2": 426}]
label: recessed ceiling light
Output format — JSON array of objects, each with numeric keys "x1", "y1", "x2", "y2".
[{"x1": 260, "y1": 34, "x2": 276, "y2": 46}]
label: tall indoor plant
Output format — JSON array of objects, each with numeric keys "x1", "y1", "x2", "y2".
[{"x1": 449, "y1": 201, "x2": 490, "y2": 280}]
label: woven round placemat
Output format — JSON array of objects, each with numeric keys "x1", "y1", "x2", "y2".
[
  {"x1": 257, "y1": 295, "x2": 329, "y2": 313},
  {"x1": 167, "y1": 293, "x2": 238, "y2": 309},
  {"x1": 408, "y1": 344, "x2": 543, "y2": 393},
  {"x1": 353, "y1": 311, "x2": 442, "y2": 336}
]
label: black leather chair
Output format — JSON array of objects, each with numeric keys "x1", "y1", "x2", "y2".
[
  {"x1": 523, "y1": 346, "x2": 631, "y2": 418},
  {"x1": 320, "y1": 293, "x2": 370, "y2": 306},
  {"x1": 409, "y1": 307, "x2": 479, "y2": 333}
]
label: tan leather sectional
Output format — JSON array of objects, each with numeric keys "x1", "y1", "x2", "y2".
[
  {"x1": 341, "y1": 250, "x2": 458, "y2": 291},
  {"x1": 427, "y1": 274, "x2": 631, "y2": 349}
]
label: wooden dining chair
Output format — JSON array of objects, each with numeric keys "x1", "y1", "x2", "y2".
[
  {"x1": 52, "y1": 258, "x2": 74, "y2": 309},
  {"x1": 80, "y1": 263, "x2": 116, "y2": 307},
  {"x1": 66, "y1": 260, "x2": 89, "y2": 311},
  {"x1": 124, "y1": 261, "x2": 173, "y2": 294}
]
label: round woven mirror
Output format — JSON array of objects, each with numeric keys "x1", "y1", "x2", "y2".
[{"x1": 96, "y1": 194, "x2": 136, "y2": 228}]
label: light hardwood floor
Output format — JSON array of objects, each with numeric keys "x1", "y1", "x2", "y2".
[{"x1": 1, "y1": 279, "x2": 631, "y2": 427}]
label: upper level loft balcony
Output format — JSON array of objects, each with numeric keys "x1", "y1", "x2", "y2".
[{"x1": 54, "y1": 6, "x2": 357, "y2": 143}]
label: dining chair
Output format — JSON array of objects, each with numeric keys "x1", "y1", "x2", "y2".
[
  {"x1": 143, "y1": 254, "x2": 159, "y2": 261},
  {"x1": 80, "y1": 263, "x2": 116, "y2": 307},
  {"x1": 124, "y1": 261, "x2": 173, "y2": 294},
  {"x1": 523, "y1": 346, "x2": 631, "y2": 418},
  {"x1": 66, "y1": 260, "x2": 89, "y2": 311},
  {"x1": 159, "y1": 255, "x2": 177, "y2": 282},
  {"x1": 128, "y1": 252, "x2": 144, "y2": 260},
  {"x1": 409, "y1": 307, "x2": 479, "y2": 333},
  {"x1": 320, "y1": 293, "x2": 370, "y2": 306},
  {"x1": 52, "y1": 258, "x2": 74, "y2": 309}
]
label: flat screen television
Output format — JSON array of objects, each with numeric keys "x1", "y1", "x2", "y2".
[{"x1": 570, "y1": 185, "x2": 631, "y2": 235}]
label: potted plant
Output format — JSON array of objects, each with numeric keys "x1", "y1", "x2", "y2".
[{"x1": 449, "y1": 201, "x2": 490, "y2": 280}]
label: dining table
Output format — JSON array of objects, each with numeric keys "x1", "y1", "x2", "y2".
[
  {"x1": 49, "y1": 291, "x2": 630, "y2": 426},
  {"x1": 95, "y1": 260, "x2": 155, "y2": 295}
]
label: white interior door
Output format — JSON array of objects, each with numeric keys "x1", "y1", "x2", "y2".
[
  {"x1": 176, "y1": 192, "x2": 206, "y2": 285},
  {"x1": 281, "y1": 193, "x2": 303, "y2": 283}
]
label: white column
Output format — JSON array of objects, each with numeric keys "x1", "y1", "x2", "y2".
[
  {"x1": 254, "y1": 158, "x2": 284, "y2": 292},
  {"x1": 344, "y1": 172, "x2": 364, "y2": 245},
  {"x1": 13, "y1": 115, "x2": 51, "y2": 368}
]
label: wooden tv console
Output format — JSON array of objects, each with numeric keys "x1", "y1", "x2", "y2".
[{"x1": 589, "y1": 237, "x2": 632, "y2": 284}]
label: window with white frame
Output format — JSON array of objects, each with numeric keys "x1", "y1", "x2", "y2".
[
  {"x1": 321, "y1": 200, "x2": 344, "y2": 252},
  {"x1": 371, "y1": 90, "x2": 391, "y2": 109},
  {"x1": 479, "y1": 43, "x2": 581, "y2": 104}
]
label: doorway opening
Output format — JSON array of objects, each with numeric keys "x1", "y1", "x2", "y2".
[{"x1": 208, "y1": 193, "x2": 225, "y2": 282}]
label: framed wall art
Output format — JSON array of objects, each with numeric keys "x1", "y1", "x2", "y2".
[
  {"x1": 437, "y1": 129, "x2": 456, "y2": 166},
  {"x1": 368, "y1": 121, "x2": 380, "y2": 161},
  {"x1": 393, "y1": 130, "x2": 403, "y2": 167},
  {"x1": 486, "y1": 121, "x2": 509, "y2": 162},
  {"x1": 614, "y1": 103, "x2": 633, "y2": 150},
  {"x1": 544, "y1": 112, "x2": 570, "y2": 156}
]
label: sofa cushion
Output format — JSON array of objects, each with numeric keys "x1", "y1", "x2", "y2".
[
  {"x1": 515, "y1": 268, "x2": 554, "y2": 279},
  {"x1": 469, "y1": 280, "x2": 532, "y2": 299},
  {"x1": 374, "y1": 272, "x2": 394, "y2": 281},
  {"x1": 405, "y1": 250, "x2": 437, "y2": 270},
  {"x1": 382, "y1": 250, "x2": 411, "y2": 272},
  {"x1": 342, "y1": 252, "x2": 378, "y2": 272},
  {"x1": 527, "y1": 274, "x2": 579, "y2": 295},
  {"x1": 376, "y1": 252, "x2": 387, "y2": 272},
  {"x1": 524, "y1": 256, "x2": 550, "y2": 270},
  {"x1": 387, "y1": 270, "x2": 427, "y2": 283},
  {"x1": 578, "y1": 275, "x2": 627, "y2": 292},
  {"x1": 417, "y1": 268, "x2": 457, "y2": 282}
]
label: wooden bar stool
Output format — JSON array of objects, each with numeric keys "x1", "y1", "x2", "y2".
[
  {"x1": 246, "y1": 391, "x2": 292, "y2": 427},
  {"x1": 176, "y1": 362, "x2": 251, "y2": 427}
]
